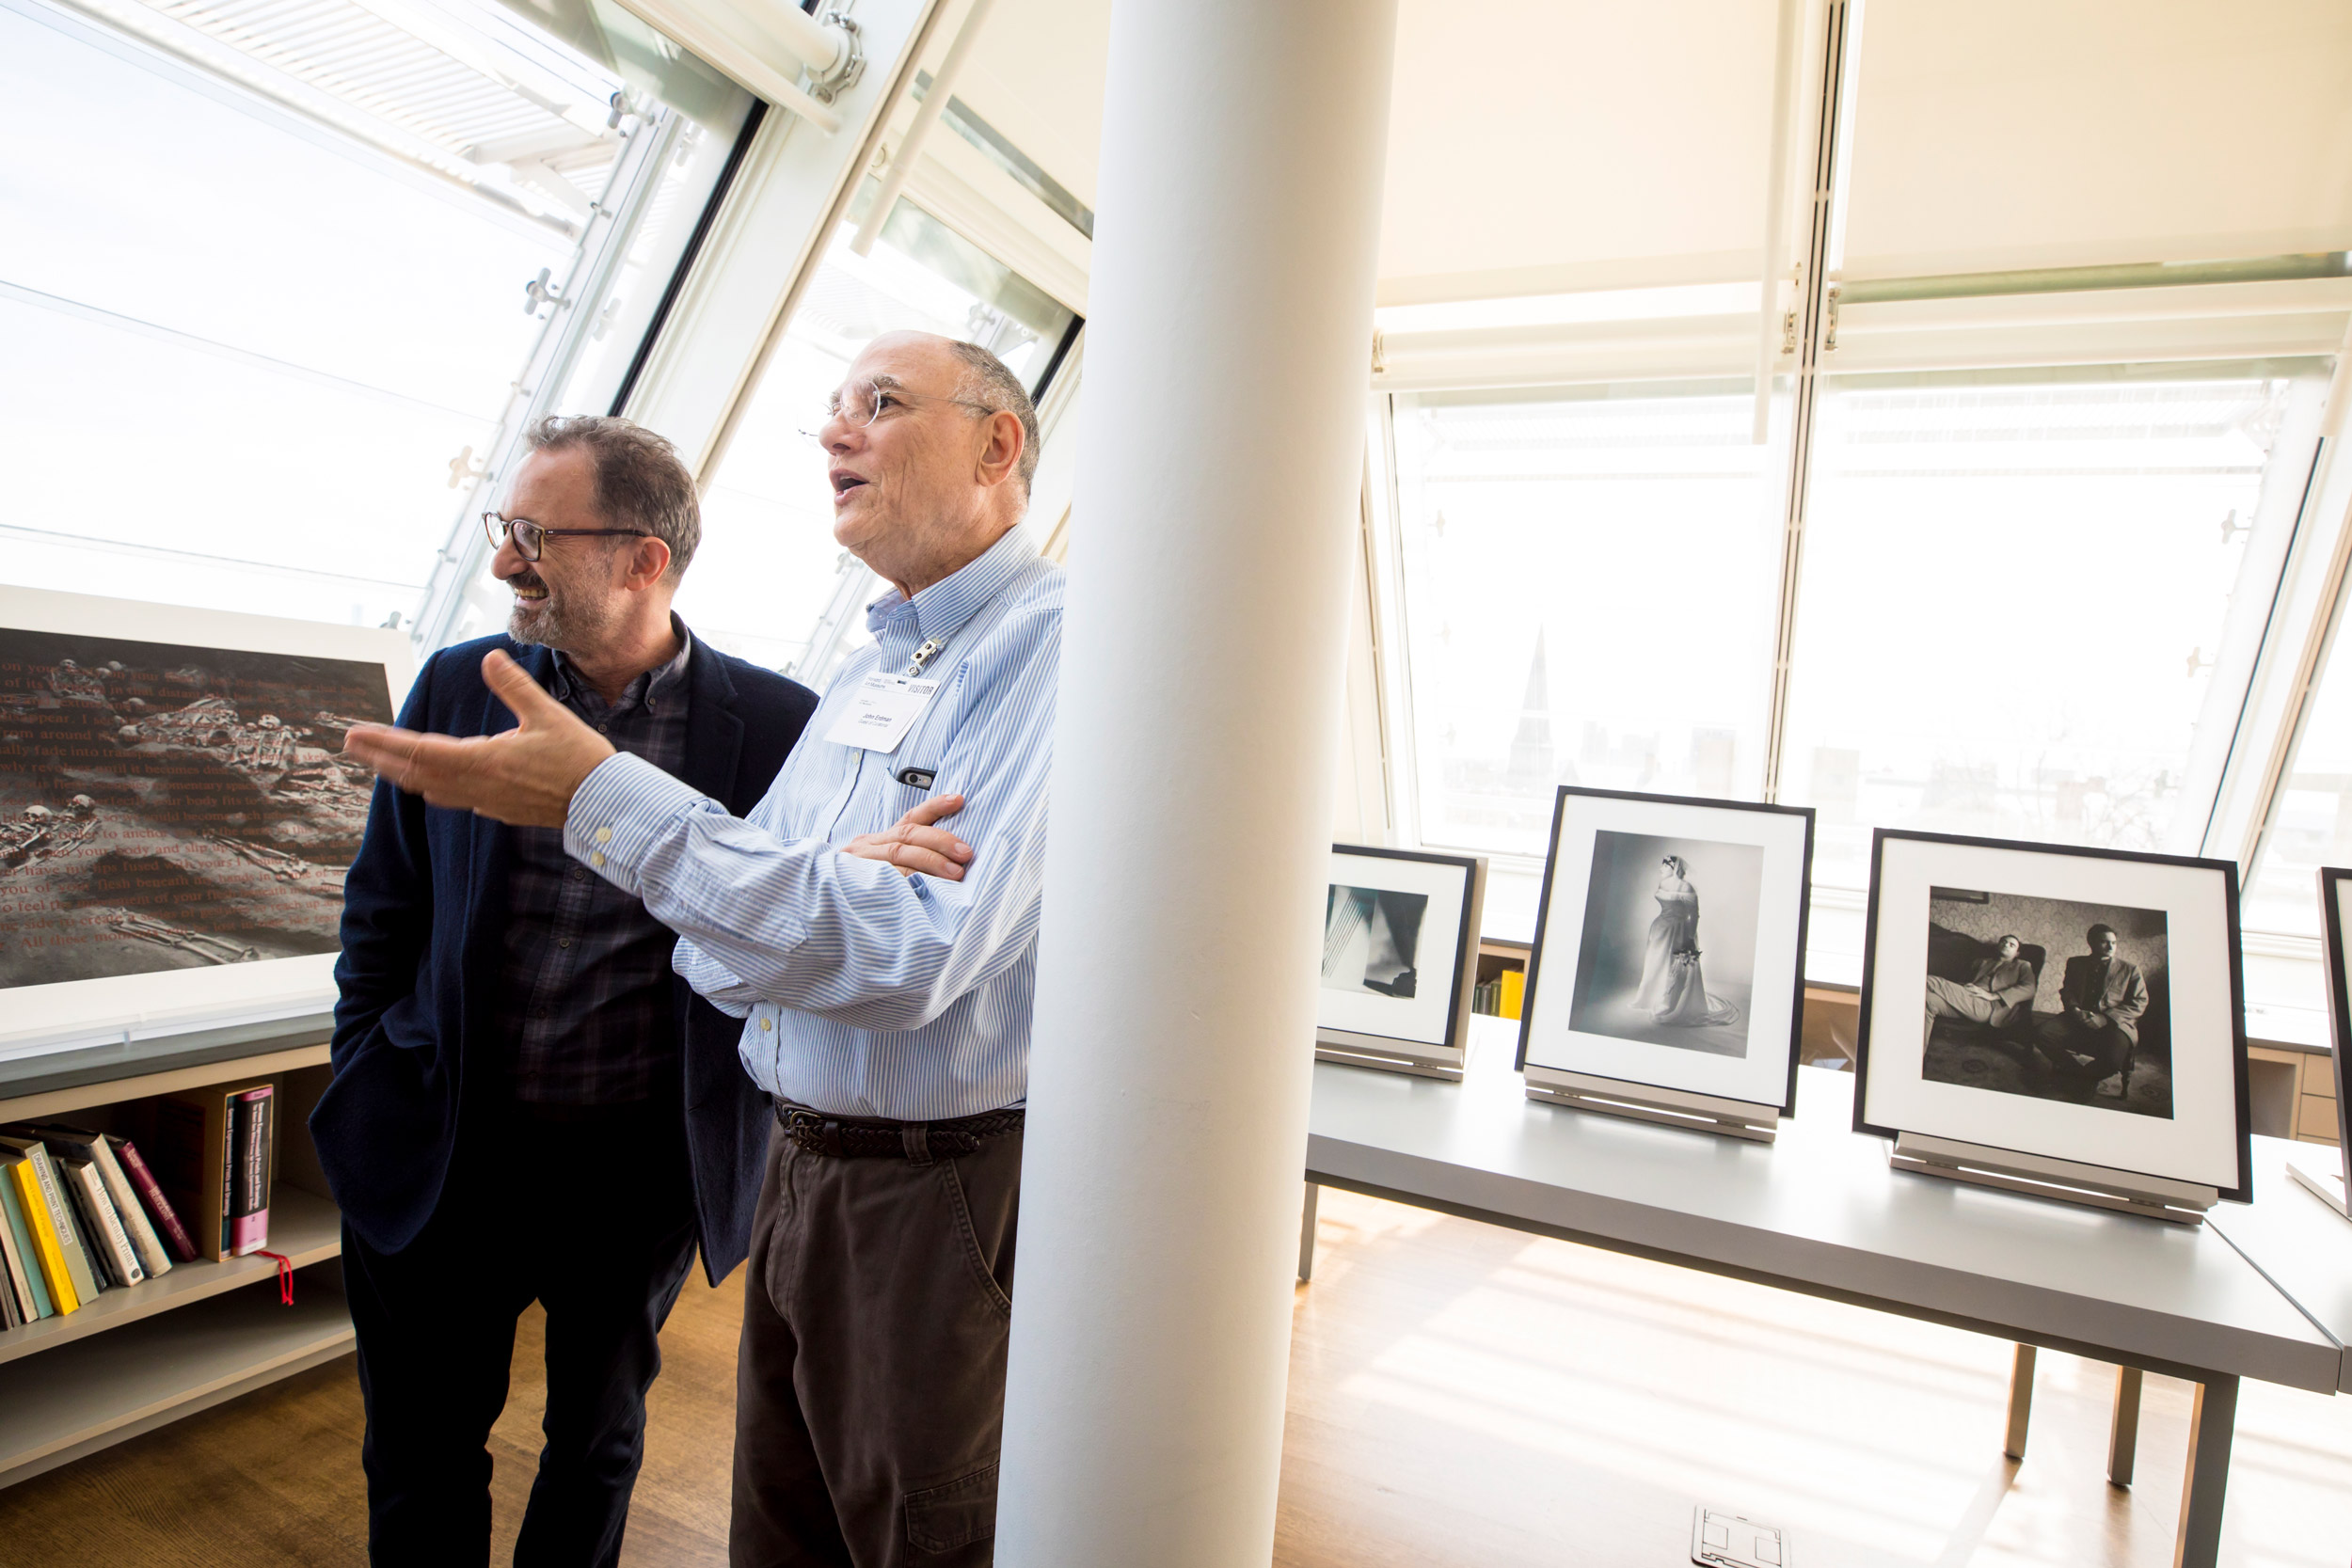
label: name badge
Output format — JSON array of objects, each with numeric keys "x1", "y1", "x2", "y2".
[{"x1": 824, "y1": 674, "x2": 940, "y2": 754}]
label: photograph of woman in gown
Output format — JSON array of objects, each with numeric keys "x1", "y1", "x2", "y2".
[
  {"x1": 1567, "y1": 831, "x2": 1761, "y2": 1057},
  {"x1": 1630, "y1": 855, "x2": 1742, "y2": 1028}
]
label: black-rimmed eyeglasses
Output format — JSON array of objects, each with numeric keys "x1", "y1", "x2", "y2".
[{"x1": 483, "y1": 514, "x2": 651, "y2": 562}]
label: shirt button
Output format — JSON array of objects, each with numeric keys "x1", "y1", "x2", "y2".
[
  {"x1": 570, "y1": 869, "x2": 585, "y2": 882},
  {"x1": 595, "y1": 827, "x2": 612, "y2": 844},
  {"x1": 759, "y1": 1018, "x2": 772, "y2": 1032},
  {"x1": 596, "y1": 722, "x2": 609, "y2": 735},
  {"x1": 591, "y1": 852, "x2": 606, "y2": 868},
  {"x1": 557, "y1": 937, "x2": 571, "y2": 949}
]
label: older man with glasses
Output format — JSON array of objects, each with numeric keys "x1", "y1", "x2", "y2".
[
  {"x1": 312, "y1": 413, "x2": 824, "y2": 1566},
  {"x1": 347, "y1": 331, "x2": 1059, "y2": 1566}
]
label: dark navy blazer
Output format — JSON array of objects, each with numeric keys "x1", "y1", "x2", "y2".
[{"x1": 310, "y1": 633, "x2": 818, "y2": 1283}]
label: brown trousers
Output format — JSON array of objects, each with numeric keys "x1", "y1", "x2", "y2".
[{"x1": 730, "y1": 1112, "x2": 1022, "y2": 1567}]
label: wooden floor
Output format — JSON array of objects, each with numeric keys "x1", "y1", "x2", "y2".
[{"x1": 4, "y1": 1186, "x2": 2349, "y2": 1566}]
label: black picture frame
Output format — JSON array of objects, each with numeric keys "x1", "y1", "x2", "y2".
[
  {"x1": 1317, "y1": 842, "x2": 1486, "y2": 1061},
  {"x1": 1852, "y1": 828, "x2": 2253, "y2": 1204},
  {"x1": 1514, "y1": 785, "x2": 1816, "y2": 1116},
  {"x1": 2319, "y1": 866, "x2": 2352, "y2": 1192}
]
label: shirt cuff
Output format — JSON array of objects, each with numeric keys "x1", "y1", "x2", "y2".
[{"x1": 563, "y1": 751, "x2": 711, "y2": 895}]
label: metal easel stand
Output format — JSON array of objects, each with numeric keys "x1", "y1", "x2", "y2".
[
  {"x1": 1887, "y1": 1132, "x2": 2218, "y2": 1224},
  {"x1": 1315, "y1": 1032, "x2": 1464, "y2": 1084},
  {"x1": 2286, "y1": 1156, "x2": 2352, "y2": 1222},
  {"x1": 1523, "y1": 1066, "x2": 1780, "y2": 1144}
]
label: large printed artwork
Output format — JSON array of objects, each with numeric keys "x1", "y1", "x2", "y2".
[{"x1": 0, "y1": 625, "x2": 392, "y2": 990}]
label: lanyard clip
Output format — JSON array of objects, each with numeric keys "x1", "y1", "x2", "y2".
[{"x1": 905, "y1": 638, "x2": 945, "y2": 677}]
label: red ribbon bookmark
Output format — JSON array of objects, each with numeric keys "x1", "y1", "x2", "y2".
[{"x1": 254, "y1": 1250, "x2": 294, "y2": 1306}]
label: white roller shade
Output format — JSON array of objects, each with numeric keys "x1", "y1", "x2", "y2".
[{"x1": 1841, "y1": 0, "x2": 2352, "y2": 278}]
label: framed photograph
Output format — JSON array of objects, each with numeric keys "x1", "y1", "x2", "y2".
[
  {"x1": 1516, "y1": 788, "x2": 1815, "y2": 1121},
  {"x1": 0, "y1": 587, "x2": 411, "y2": 1057},
  {"x1": 1316, "y1": 844, "x2": 1486, "y2": 1080},
  {"x1": 2296, "y1": 866, "x2": 2352, "y2": 1215},
  {"x1": 1854, "y1": 830, "x2": 2251, "y2": 1203}
]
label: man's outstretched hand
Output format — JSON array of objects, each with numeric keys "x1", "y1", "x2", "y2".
[{"x1": 342, "y1": 650, "x2": 614, "y2": 827}]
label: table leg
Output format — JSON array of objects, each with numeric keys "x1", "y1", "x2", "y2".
[
  {"x1": 2171, "y1": 1374, "x2": 2237, "y2": 1568},
  {"x1": 2003, "y1": 1343, "x2": 2036, "y2": 1460},
  {"x1": 1298, "y1": 1181, "x2": 1320, "y2": 1283},
  {"x1": 2108, "y1": 1365, "x2": 2142, "y2": 1486}
]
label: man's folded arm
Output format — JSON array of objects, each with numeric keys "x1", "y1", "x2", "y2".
[
  {"x1": 572, "y1": 656, "x2": 1055, "y2": 1031},
  {"x1": 673, "y1": 936, "x2": 756, "y2": 1019}
]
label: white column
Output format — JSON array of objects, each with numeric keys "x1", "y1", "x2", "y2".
[{"x1": 995, "y1": 2, "x2": 1395, "y2": 1565}]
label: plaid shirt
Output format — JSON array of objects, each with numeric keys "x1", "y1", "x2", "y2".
[{"x1": 498, "y1": 626, "x2": 694, "y2": 1105}]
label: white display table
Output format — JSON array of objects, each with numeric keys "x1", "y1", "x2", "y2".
[{"x1": 1304, "y1": 1015, "x2": 2341, "y2": 1568}]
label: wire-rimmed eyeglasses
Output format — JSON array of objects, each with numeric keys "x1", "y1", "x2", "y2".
[
  {"x1": 483, "y1": 513, "x2": 651, "y2": 562},
  {"x1": 801, "y1": 377, "x2": 999, "y2": 444}
]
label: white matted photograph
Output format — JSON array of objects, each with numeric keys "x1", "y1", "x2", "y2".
[
  {"x1": 1855, "y1": 830, "x2": 2250, "y2": 1199},
  {"x1": 1316, "y1": 844, "x2": 1485, "y2": 1072},
  {"x1": 1518, "y1": 788, "x2": 1814, "y2": 1114},
  {"x1": 0, "y1": 587, "x2": 411, "y2": 1055},
  {"x1": 2315, "y1": 867, "x2": 2352, "y2": 1189}
]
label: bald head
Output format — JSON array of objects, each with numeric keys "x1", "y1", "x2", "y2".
[{"x1": 818, "y1": 332, "x2": 1035, "y2": 599}]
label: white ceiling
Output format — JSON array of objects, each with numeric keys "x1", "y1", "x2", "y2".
[{"x1": 929, "y1": 0, "x2": 2352, "y2": 305}]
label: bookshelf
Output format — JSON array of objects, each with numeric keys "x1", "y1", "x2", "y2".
[{"x1": 0, "y1": 1012, "x2": 346, "y2": 1489}]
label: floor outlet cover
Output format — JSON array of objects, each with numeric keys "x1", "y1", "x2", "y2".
[{"x1": 1692, "y1": 1504, "x2": 1788, "y2": 1567}]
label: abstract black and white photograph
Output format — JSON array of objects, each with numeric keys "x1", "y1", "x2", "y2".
[
  {"x1": 1854, "y1": 830, "x2": 2250, "y2": 1199},
  {"x1": 1322, "y1": 884, "x2": 1428, "y2": 1000},
  {"x1": 1315, "y1": 845, "x2": 1484, "y2": 1068},
  {"x1": 0, "y1": 609, "x2": 395, "y2": 994},
  {"x1": 1917, "y1": 886, "x2": 2171, "y2": 1118},
  {"x1": 1518, "y1": 788, "x2": 1814, "y2": 1115},
  {"x1": 1565, "y1": 830, "x2": 1761, "y2": 1059}
]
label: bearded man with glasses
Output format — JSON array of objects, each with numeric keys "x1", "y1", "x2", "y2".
[
  {"x1": 347, "y1": 331, "x2": 1059, "y2": 1567},
  {"x1": 313, "y1": 413, "x2": 822, "y2": 1566}
]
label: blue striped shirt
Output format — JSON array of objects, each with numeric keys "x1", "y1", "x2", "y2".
[{"x1": 562, "y1": 526, "x2": 1061, "y2": 1120}]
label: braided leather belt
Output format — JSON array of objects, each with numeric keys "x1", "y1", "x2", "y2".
[{"x1": 777, "y1": 1103, "x2": 1025, "y2": 1160}]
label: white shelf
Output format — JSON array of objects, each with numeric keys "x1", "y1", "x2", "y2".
[
  {"x1": 0, "y1": 1276, "x2": 353, "y2": 1488},
  {"x1": 0, "y1": 1185, "x2": 342, "y2": 1368}
]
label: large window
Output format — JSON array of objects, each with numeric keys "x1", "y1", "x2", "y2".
[
  {"x1": 1779, "y1": 363, "x2": 2330, "y2": 889},
  {"x1": 1388, "y1": 384, "x2": 1786, "y2": 858},
  {"x1": 0, "y1": 0, "x2": 747, "y2": 632},
  {"x1": 2244, "y1": 616, "x2": 2352, "y2": 941},
  {"x1": 681, "y1": 193, "x2": 1076, "y2": 677}
]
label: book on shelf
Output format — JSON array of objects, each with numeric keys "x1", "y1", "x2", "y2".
[
  {"x1": 107, "y1": 1135, "x2": 198, "y2": 1265},
  {"x1": 1498, "y1": 967, "x2": 1525, "y2": 1022},
  {"x1": 4, "y1": 1149, "x2": 81, "y2": 1312},
  {"x1": 228, "y1": 1087, "x2": 273, "y2": 1258},
  {"x1": 26, "y1": 1126, "x2": 174, "y2": 1279},
  {"x1": 0, "y1": 1136, "x2": 98, "y2": 1307},
  {"x1": 150, "y1": 1080, "x2": 273, "y2": 1262},
  {"x1": 59, "y1": 1156, "x2": 143, "y2": 1290},
  {"x1": 0, "y1": 1155, "x2": 56, "y2": 1322}
]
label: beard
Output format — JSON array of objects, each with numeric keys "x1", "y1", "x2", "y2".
[{"x1": 505, "y1": 571, "x2": 620, "y2": 652}]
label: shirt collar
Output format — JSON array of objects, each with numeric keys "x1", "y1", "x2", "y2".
[
  {"x1": 863, "y1": 527, "x2": 1039, "y2": 643},
  {"x1": 550, "y1": 614, "x2": 693, "y2": 709}
]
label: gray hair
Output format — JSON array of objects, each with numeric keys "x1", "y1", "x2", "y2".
[
  {"x1": 523, "y1": 415, "x2": 700, "y2": 583},
  {"x1": 946, "y1": 341, "x2": 1041, "y2": 498}
]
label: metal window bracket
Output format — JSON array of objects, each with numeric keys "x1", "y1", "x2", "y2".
[
  {"x1": 523, "y1": 266, "x2": 565, "y2": 314},
  {"x1": 805, "y1": 8, "x2": 866, "y2": 103}
]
